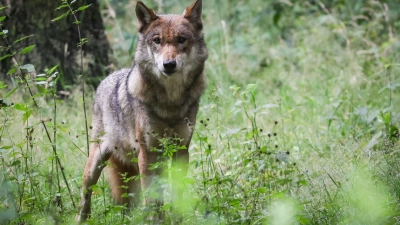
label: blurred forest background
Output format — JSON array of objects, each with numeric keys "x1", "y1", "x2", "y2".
[{"x1": 0, "y1": 0, "x2": 400, "y2": 224}]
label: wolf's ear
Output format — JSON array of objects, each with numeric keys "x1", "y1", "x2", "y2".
[
  {"x1": 136, "y1": 1, "x2": 159, "y2": 33},
  {"x1": 183, "y1": 0, "x2": 203, "y2": 31}
]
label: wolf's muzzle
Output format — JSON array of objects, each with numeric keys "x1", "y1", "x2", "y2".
[{"x1": 163, "y1": 60, "x2": 177, "y2": 74}]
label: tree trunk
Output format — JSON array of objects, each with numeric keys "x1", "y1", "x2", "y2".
[{"x1": 0, "y1": 0, "x2": 113, "y2": 89}]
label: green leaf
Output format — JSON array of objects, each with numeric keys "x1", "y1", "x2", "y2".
[
  {"x1": 0, "y1": 16, "x2": 6, "y2": 22},
  {"x1": 77, "y1": 37, "x2": 88, "y2": 47},
  {"x1": 243, "y1": 158, "x2": 250, "y2": 166},
  {"x1": 271, "y1": 191, "x2": 286, "y2": 199},
  {"x1": 20, "y1": 45, "x2": 35, "y2": 54},
  {"x1": 35, "y1": 85, "x2": 49, "y2": 95},
  {"x1": 37, "y1": 75, "x2": 50, "y2": 80},
  {"x1": 7, "y1": 67, "x2": 17, "y2": 75},
  {"x1": 13, "y1": 103, "x2": 28, "y2": 111},
  {"x1": 260, "y1": 146, "x2": 267, "y2": 153},
  {"x1": 0, "y1": 81, "x2": 7, "y2": 89},
  {"x1": 3, "y1": 86, "x2": 18, "y2": 99},
  {"x1": 23, "y1": 110, "x2": 32, "y2": 122},
  {"x1": 77, "y1": 4, "x2": 91, "y2": 11},
  {"x1": 13, "y1": 34, "x2": 34, "y2": 45},
  {"x1": 120, "y1": 193, "x2": 129, "y2": 198},
  {"x1": 0, "y1": 145, "x2": 12, "y2": 150},
  {"x1": 51, "y1": 11, "x2": 69, "y2": 22},
  {"x1": 0, "y1": 54, "x2": 10, "y2": 61},
  {"x1": 12, "y1": 160, "x2": 21, "y2": 167},
  {"x1": 46, "y1": 65, "x2": 59, "y2": 74},
  {"x1": 35, "y1": 77, "x2": 47, "y2": 81},
  {"x1": 200, "y1": 137, "x2": 208, "y2": 142},
  {"x1": 229, "y1": 199, "x2": 241, "y2": 207},
  {"x1": 55, "y1": 4, "x2": 69, "y2": 10},
  {"x1": 273, "y1": 12, "x2": 281, "y2": 27},
  {"x1": 256, "y1": 187, "x2": 267, "y2": 193}
]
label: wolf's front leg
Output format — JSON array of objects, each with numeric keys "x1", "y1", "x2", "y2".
[
  {"x1": 137, "y1": 148, "x2": 164, "y2": 201},
  {"x1": 170, "y1": 119, "x2": 194, "y2": 205},
  {"x1": 137, "y1": 147, "x2": 166, "y2": 222},
  {"x1": 76, "y1": 142, "x2": 111, "y2": 223}
]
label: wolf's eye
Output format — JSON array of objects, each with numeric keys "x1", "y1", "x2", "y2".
[
  {"x1": 153, "y1": 37, "x2": 161, "y2": 44},
  {"x1": 178, "y1": 37, "x2": 186, "y2": 44}
]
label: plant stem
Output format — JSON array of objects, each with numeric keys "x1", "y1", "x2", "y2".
[{"x1": 67, "y1": 3, "x2": 90, "y2": 157}]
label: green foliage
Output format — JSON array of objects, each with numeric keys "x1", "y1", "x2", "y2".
[
  {"x1": 189, "y1": 85, "x2": 305, "y2": 223},
  {"x1": 1, "y1": 0, "x2": 400, "y2": 224}
]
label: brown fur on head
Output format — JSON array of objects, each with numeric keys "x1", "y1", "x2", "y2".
[
  {"x1": 136, "y1": 0, "x2": 203, "y2": 32},
  {"x1": 134, "y1": 0, "x2": 207, "y2": 81},
  {"x1": 135, "y1": 1, "x2": 159, "y2": 33}
]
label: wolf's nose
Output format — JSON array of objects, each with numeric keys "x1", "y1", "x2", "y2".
[{"x1": 163, "y1": 60, "x2": 177, "y2": 72}]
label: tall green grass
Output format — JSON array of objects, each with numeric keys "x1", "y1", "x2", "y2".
[{"x1": 1, "y1": 0, "x2": 399, "y2": 224}]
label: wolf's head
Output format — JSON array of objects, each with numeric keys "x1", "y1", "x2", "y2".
[{"x1": 134, "y1": 0, "x2": 208, "y2": 79}]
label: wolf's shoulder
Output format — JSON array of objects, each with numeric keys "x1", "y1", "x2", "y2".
[
  {"x1": 98, "y1": 68, "x2": 131, "y2": 89},
  {"x1": 94, "y1": 68, "x2": 131, "y2": 103}
]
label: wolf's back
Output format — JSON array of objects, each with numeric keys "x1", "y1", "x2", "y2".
[{"x1": 94, "y1": 68, "x2": 130, "y2": 106}]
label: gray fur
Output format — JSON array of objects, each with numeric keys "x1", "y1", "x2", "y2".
[{"x1": 76, "y1": 0, "x2": 207, "y2": 222}]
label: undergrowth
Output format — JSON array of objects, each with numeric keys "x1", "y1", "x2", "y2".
[{"x1": 1, "y1": 0, "x2": 400, "y2": 224}]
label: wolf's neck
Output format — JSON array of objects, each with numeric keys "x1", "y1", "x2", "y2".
[
  {"x1": 157, "y1": 72, "x2": 188, "y2": 103},
  {"x1": 127, "y1": 67, "x2": 189, "y2": 105}
]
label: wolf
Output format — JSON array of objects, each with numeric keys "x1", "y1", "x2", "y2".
[{"x1": 75, "y1": 0, "x2": 207, "y2": 222}]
